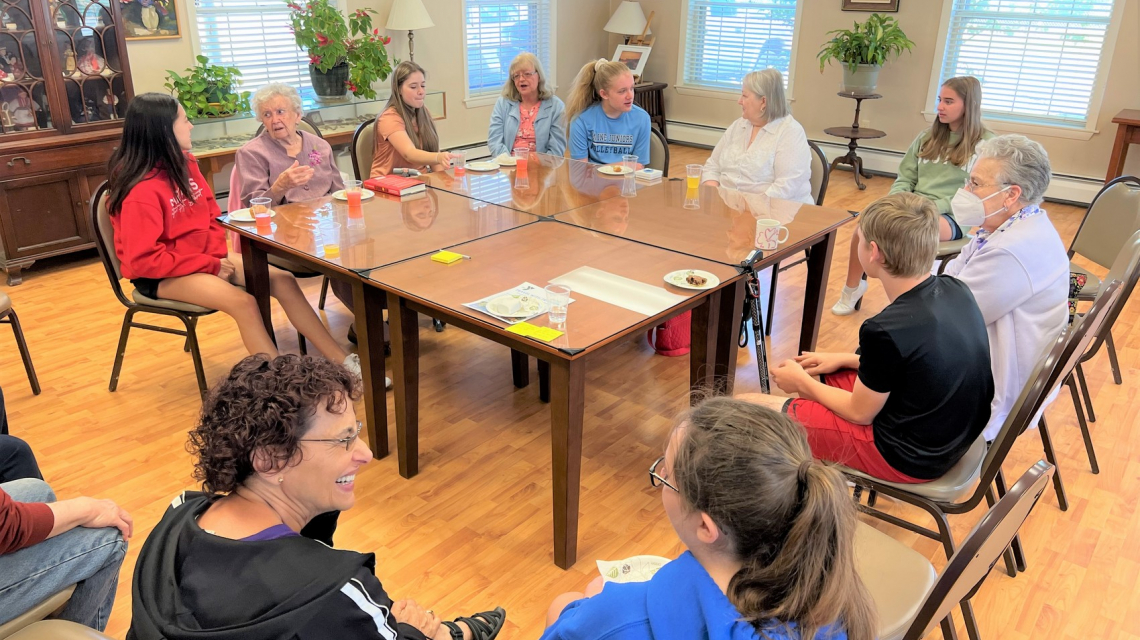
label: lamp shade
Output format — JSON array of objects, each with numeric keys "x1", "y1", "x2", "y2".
[
  {"x1": 604, "y1": 1, "x2": 650, "y2": 35},
  {"x1": 387, "y1": 0, "x2": 434, "y2": 31}
]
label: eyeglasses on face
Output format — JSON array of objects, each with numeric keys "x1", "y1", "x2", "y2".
[
  {"x1": 649, "y1": 456, "x2": 678, "y2": 492},
  {"x1": 512, "y1": 70, "x2": 537, "y2": 81},
  {"x1": 300, "y1": 421, "x2": 362, "y2": 451},
  {"x1": 963, "y1": 176, "x2": 1009, "y2": 192}
]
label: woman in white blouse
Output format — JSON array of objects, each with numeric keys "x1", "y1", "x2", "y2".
[{"x1": 701, "y1": 69, "x2": 813, "y2": 204}]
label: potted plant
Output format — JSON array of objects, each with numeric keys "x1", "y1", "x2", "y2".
[
  {"x1": 164, "y1": 55, "x2": 251, "y2": 118},
  {"x1": 817, "y1": 13, "x2": 914, "y2": 95},
  {"x1": 288, "y1": 0, "x2": 393, "y2": 100}
]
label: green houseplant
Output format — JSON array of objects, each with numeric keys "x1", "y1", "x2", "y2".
[
  {"x1": 288, "y1": 0, "x2": 393, "y2": 100},
  {"x1": 164, "y1": 55, "x2": 251, "y2": 118},
  {"x1": 817, "y1": 13, "x2": 915, "y2": 94}
]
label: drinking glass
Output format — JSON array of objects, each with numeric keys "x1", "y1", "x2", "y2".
[
  {"x1": 686, "y1": 164, "x2": 702, "y2": 190},
  {"x1": 250, "y1": 197, "x2": 272, "y2": 229},
  {"x1": 320, "y1": 221, "x2": 342, "y2": 258},
  {"x1": 452, "y1": 150, "x2": 466, "y2": 176},
  {"x1": 513, "y1": 146, "x2": 529, "y2": 175},
  {"x1": 545, "y1": 284, "x2": 571, "y2": 324},
  {"x1": 344, "y1": 180, "x2": 363, "y2": 207}
]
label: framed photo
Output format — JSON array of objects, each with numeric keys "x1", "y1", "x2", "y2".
[
  {"x1": 613, "y1": 44, "x2": 652, "y2": 78},
  {"x1": 121, "y1": 0, "x2": 182, "y2": 40},
  {"x1": 842, "y1": 0, "x2": 900, "y2": 11}
]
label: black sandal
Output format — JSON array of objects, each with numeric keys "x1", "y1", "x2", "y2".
[{"x1": 442, "y1": 607, "x2": 506, "y2": 640}]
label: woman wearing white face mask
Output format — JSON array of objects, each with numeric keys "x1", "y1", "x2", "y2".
[{"x1": 943, "y1": 134, "x2": 1069, "y2": 442}]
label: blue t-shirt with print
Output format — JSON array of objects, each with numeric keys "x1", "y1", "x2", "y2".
[{"x1": 570, "y1": 103, "x2": 651, "y2": 166}]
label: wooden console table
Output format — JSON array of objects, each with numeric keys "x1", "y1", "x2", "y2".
[
  {"x1": 1106, "y1": 109, "x2": 1140, "y2": 182},
  {"x1": 824, "y1": 93, "x2": 885, "y2": 191},
  {"x1": 634, "y1": 82, "x2": 668, "y2": 136}
]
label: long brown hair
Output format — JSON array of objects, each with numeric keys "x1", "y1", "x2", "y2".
[
  {"x1": 564, "y1": 58, "x2": 632, "y2": 125},
  {"x1": 918, "y1": 76, "x2": 987, "y2": 167},
  {"x1": 671, "y1": 398, "x2": 876, "y2": 640},
  {"x1": 382, "y1": 60, "x2": 439, "y2": 153}
]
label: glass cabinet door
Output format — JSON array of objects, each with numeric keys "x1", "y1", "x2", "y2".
[
  {"x1": 0, "y1": 0, "x2": 53, "y2": 134},
  {"x1": 50, "y1": 0, "x2": 125, "y2": 126}
]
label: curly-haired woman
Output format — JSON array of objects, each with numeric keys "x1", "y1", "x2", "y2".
[{"x1": 128, "y1": 355, "x2": 505, "y2": 640}]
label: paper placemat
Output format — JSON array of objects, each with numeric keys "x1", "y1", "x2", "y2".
[
  {"x1": 549, "y1": 267, "x2": 687, "y2": 317},
  {"x1": 597, "y1": 555, "x2": 670, "y2": 584},
  {"x1": 464, "y1": 282, "x2": 575, "y2": 325}
]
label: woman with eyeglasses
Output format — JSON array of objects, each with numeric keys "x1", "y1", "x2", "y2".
[
  {"x1": 129, "y1": 355, "x2": 506, "y2": 640},
  {"x1": 487, "y1": 52, "x2": 566, "y2": 158},
  {"x1": 542, "y1": 397, "x2": 875, "y2": 640}
]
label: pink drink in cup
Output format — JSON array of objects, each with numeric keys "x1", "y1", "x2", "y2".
[
  {"x1": 513, "y1": 146, "x2": 529, "y2": 176},
  {"x1": 250, "y1": 197, "x2": 272, "y2": 231},
  {"x1": 344, "y1": 180, "x2": 363, "y2": 207},
  {"x1": 453, "y1": 150, "x2": 466, "y2": 176}
]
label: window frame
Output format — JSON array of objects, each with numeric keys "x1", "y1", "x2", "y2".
[
  {"x1": 923, "y1": 0, "x2": 1126, "y2": 140},
  {"x1": 674, "y1": 0, "x2": 805, "y2": 102},
  {"x1": 460, "y1": 0, "x2": 557, "y2": 109}
]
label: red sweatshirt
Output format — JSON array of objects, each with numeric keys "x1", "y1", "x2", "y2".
[
  {"x1": 111, "y1": 154, "x2": 228, "y2": 280},
  {"x1": 0, "y1": 487, "x2": 54, "y2": 555}
]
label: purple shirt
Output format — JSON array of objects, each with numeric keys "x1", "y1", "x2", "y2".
[
  {"x1": 230, "y1": 130, "x2": 344, "y2": 210},
  {"x1": 240, "y1": 523, "x2": 300, "y2": 542}
]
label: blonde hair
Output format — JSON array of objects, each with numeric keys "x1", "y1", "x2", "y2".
[
  {"x1": 918, "y1": 76, "x2": 988, "y2": 167},
  {"x1": 501, "y1": 52, "x2": 554, "y2": 102},
  {"x1": 381, "y1": 60, "x2": 439, "y2": 153},
  {"x1": 672, "y1": 398, "x2": 876, "y2": 640},
  {"x1": 742, "y1": 69, "x2": 789, "y2": 121},
  {"x1": 564, "y1": 58, "x2": 632, "y2": 125},
  {"x1": 858, "y1": 192, "x2": 939, "y2": 278}
]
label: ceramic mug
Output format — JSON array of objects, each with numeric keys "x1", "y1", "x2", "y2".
[{"x1": 755, "y1": 219, "x2": 789, "y2": 250}]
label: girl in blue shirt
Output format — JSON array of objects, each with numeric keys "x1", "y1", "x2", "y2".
[
  {"x1": 565, "y1": 59, "x2": 651, "y2": 167},
  {"x1": 542, "y1": 398, "x2": 876, "y2": 640}
]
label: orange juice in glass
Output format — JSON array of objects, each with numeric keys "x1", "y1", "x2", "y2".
[
  {"x1": 513, "y1": 146, "x2": 529, "y2": 176},
  {"x1": 250, "y1": 197, "x2": 272, "y2": 231},
  {"x1": 320, "y1": 221, "x2": 341, "y2": 258},
  {"x1": 686, "y1": 164, "x2": 702, "y2": 190}
]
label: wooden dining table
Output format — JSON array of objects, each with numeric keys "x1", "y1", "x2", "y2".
[
  {"x1": 219, "y1": 189, "x2": 539, "y2": 459},
  {"x1": 369, "y1": 221, "x2": 745, "y2": 568}
]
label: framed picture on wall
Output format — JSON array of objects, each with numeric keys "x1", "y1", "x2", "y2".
[
  {"x1": 842, "y1": 0, "x2": 900, "y2": 11},
  {"x1": 613, "y1": 44, "x2": 652, "y2": 79},
  {"x1": 121, "y1": 0, "x2": 182, "y2": 40}
]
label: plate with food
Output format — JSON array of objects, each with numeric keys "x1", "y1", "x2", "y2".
[
  {"x1": 664, "y1": 269, "x2": 720, "y2": 290},
  {"x1": 493, "y1": 153, "x2": 517, "y2": 166},
  {"x1": 466, "y1": 161, "x2": 501, "y2": 172},
  {"x1": 332, "y1": 189, "x2": 376, "y2": 201},
  {"x1": 228, "y1": 208, "x2": 276, "y2": 223},
  {"x1": 597, "y1": 164, "x2": 634, "y2": 176},
  {"x1": 485, "y1": 293, "x2": 548, "y2": 318}
]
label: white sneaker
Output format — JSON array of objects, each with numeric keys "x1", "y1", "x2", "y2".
[
  {"x1": 342, "y1": 353, "x2": 392, "y2": 390},
  {"x1": 830, "y1": 280, "x2": 868, "y2": 316}
]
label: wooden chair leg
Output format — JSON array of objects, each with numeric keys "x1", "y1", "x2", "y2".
[
  {"x1": 183, "y1": 316, "x2": 208, "y2": 398},
  {"x1": 109, "y1": 309, "x2": 136, "y2": 392},
  {"x1": 765, "y1": 263, "x2": 779, "y2": 337},
  {"x1": 1075, "y1": 362, "x2": 1095, "y2": 422},
  {"x1": 5, "y1": 309, "x2": 40, "y2": 395},
  {"x1": 318, "y1": 276, "x2": 330, "y2": 310},
  {"x1": 1037, "y1": 417, "x2": 1069, "y2": 511},
  {"x1": 1106, "y1": 329, "x2": 1123, "y2": 385},
  {"x1": 1068, "y1": 374, "x2": 1099, "y2": 473}
]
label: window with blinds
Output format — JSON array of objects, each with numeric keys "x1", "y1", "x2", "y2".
[
  {"x1": 682, "y1": 0, "x2": 798, "y2": 92},
  {"x1": 194, "y1": 0, "x2": 315, "y2": 92},
  {"x1": 938, "y1": 0, "x2": 1117, "y2": 128},
  {"x1": 463, "y1": 0, "x2": 553, "y2": 99}
]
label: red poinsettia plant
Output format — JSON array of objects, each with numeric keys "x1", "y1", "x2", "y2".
[{"x1": 287, "y1": 0, "x2": 393, "y2": 98}]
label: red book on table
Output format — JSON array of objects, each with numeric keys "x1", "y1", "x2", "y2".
[{"x1": 364, "y1": 175, "x2": 426, "y2": 197}]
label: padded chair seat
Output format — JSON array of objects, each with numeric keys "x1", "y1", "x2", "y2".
[
  {"x1": 5, "y1": 620, "x2": 113, "y2": 640},
  {"x1": 0, "y1": 586, "x2": 76, "y2": 640},
  {"x1": 0, "y1": 292, "x2": 11, "y2": 313},
  {"x1": 854, "y1": 523, "x2": 937, "y2": 640},
  {"x1": 268, "y1": 254, "x2": 322, "y2": 278},
  {"x1": 130, "y1": 290, "x2": 217, "y2": 314},
  {"x1": 937, "y1": 236, "x2": 972, "y2": 258},
  {"x1": 1069, "y1": 262, "x2": 1101, "y2": 300},
  {"x1": 842, "y1": 437, "x2": 987, "y2": 503}
]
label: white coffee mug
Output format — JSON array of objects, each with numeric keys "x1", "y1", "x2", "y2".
[{"x1": 755, "y1": 219, "x2": 789, "y2": 250}]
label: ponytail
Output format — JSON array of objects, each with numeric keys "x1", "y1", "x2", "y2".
[
  {"x1": 673, "y1": 398, "x2": 876, "y2": 640},
  {"x1": 564, "y1": 58, "x2": 633, "y2": 126}
]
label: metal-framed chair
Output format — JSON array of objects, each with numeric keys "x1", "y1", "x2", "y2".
[
  {"x1": 0, "y1": 293, "x2": 40, "y2": 395},
  {"x1": 0, "y1": 586, "x2": 77, "y2": 640},
  {"x1": 4, "y1": 618, "x2": 113, "y2": 640},
  {"x1": 351, "y1": 117, "x2": 377, "y2": 182},
  {"x1": 647, "y1": 126, "x2": 669, "y2": 177}
]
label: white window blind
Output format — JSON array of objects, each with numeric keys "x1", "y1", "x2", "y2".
[
  {"x1": 194, "y1": 0, "x2": 314, "y2": 91},
  {"x1": 939, "y1": 0, "x2": 1116, "y2": 128},
  {"x1": 463, "y1": 0, "x2": 553, "y2": 99},
  {"x1": 682, "y1": 0, "x2": 798, "y2": 91}
]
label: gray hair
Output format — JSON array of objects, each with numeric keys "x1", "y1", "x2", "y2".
[
  {"x1": 251, "y1": 83, "x2": 303, "y2": 121},
  {"x1": 742, "y1": 68, "x2": 789, "y2": 121},
  {"x1": 974, "y1": 134, "x2": 1051, "y2": 206}
]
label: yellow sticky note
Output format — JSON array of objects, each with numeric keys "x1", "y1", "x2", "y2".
[
  {"x1": 431, "y1": 250, "x2": 464, "y2": 264},
  {"x1": 528, "y1": 326, "x2": 565, "y2": 341},
  {"x1": 507, "y1": 322, "x2": 537, "y2": 337}
]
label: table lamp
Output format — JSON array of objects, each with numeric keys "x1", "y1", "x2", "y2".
[
  {"x1": 386, "y1": 0, "x2": 434, "y2": 62},
  {"x1": 604, "y1": 1, "x2": 653, "y2": 46}
]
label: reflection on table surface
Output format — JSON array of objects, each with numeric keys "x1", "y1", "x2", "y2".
[{"x1": 554, "y1": 182, "x2": 853, "y2": 266}]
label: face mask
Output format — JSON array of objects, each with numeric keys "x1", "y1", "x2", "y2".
[{"x1": 951, "y1": 185, "x2": 1010, "y2": 228}]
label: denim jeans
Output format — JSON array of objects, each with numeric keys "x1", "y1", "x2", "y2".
[{"x1": 0, "y1": 479, "x2": 127, "y2": 630}]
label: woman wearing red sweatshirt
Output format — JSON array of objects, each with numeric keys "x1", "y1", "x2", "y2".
[{"x1": 107, "y1": 93, "x2": 360, "y2": 375}]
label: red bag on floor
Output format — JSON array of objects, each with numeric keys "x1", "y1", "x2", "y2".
[{"x1": 647, "y1": 310, "x2": 691, "y2": 356}]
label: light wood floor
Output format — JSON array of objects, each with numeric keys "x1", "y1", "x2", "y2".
[{"x1": 1, "y1": 145, "x2": 1135, "y2": 639}]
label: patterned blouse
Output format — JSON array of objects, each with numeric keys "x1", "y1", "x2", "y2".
[{"x1": 514, "y1": 102, "x2": 540, "y2": 152}]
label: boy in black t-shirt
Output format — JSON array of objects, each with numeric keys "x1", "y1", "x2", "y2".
[{"x1": 739, "y1": 193, "x2": 993, "y2": 482}]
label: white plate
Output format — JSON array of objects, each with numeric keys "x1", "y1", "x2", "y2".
[
  {"x1": 466, "y1": 161, "x2": 501, "y2": 172},
  {"x1": 333, "y1": 189, "x2": 375, "y2": 201},
  {"x1": 485, "y1": 293, "x2": 548, "y2": 318},
  {"x1": 493, "y1": 153, "x2": 517, "y2": 166},
  {"x1": 228, "y1": 208, "x2": 276, "y2": 223},
  {"x1": 598, "y1": 164, "x2": 634, "y2": 176},
  {"x1": 664, "y1": 269, "x2": 720, "y2": 290}
]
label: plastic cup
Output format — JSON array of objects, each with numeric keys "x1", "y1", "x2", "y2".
[
  {"x1": 686, "y1": 164, "x2": 702, "y2": 190},
  {"x1": 683, "y1": 186, "x2": 700, "y2": 210},
  {"x1": 513, "y1": 146, "x2": 529, "y2": 175},
  {"x1": 250, "y1": 197, "x2": 272, "y2": 230},
  {"x1": 623, "y1": 154, "x2": 639, "y2": 173},
  {"x1": 545, "y1": 284, "x2": 570, "y2": 324},
  {"x1": 452, "y1": 150, "x2": 466, "y2": 176},
  {"x1": 344, "y1": 179, "x2": 363, "y2": 207},
  {"x1": 320, "y1": 221, "x2": 341, "y2": 258}
]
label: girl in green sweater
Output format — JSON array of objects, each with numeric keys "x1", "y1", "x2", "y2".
[{"x1": 833, "y1": 76, "x2": 993, "y2": 315}]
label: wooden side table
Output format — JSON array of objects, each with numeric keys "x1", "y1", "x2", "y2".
[
  {"x1": 1106, "y1": 109, "x2": 1140, "y2": 182},
  {"x1": 634, "y1": 82, "x2": 668, "y2": 136},
  {"x1": 824, "y1": 92, "x2": 886, "y2": 191}
]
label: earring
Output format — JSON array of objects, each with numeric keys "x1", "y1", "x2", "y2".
[{"x1": 277, "y1": 476, "x2": 284, "y2": 484}]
